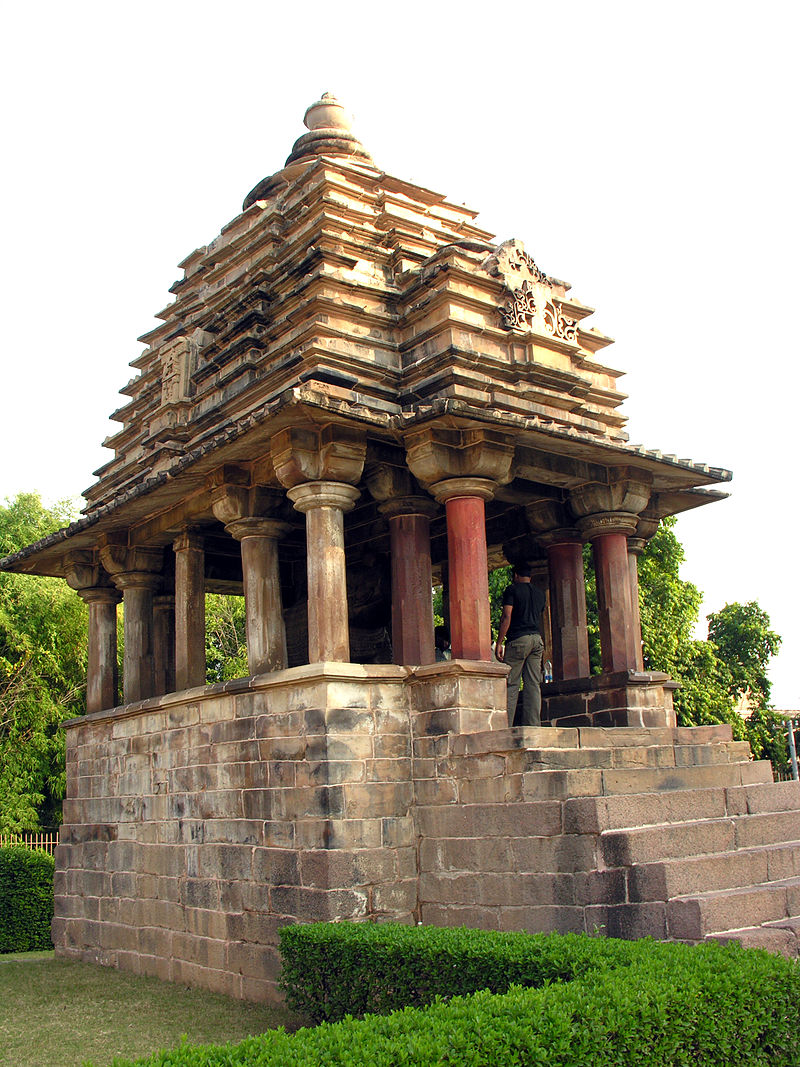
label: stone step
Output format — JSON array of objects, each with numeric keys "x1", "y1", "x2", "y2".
[
  {"x1": 603, "y1": 818, "x2": 737, "y2": 866},
  {"x1": 565, "y1": 779, "x2": 800, "y2": 834},
  {"x1": 597, "y1": 761, "x2": 773, "y2": 796},
  {"x1": 666, "y1": 878, "x2": 800, "y2": 941},
  {"x1": 628, "y1": 840, "x2": 800, "y2": 901},
  {"x1": 444, "y1": 724, "x2": 738, "y2": 757},
  {"x1": 604, "y1": 810, "x2": 800, "y2": 867},
  {"x1": 505, "y1": 741, "x2": 752, "y2": 773},
  {"x1": 706, "y1": 915, "x2": 800, "y2": 957}
]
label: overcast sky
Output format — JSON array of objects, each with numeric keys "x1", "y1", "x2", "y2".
[{"x1": 1, "y1": 1, "x2": 797, "y2": 706}]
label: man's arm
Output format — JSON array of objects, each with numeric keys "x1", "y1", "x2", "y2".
[{"x1": 494, "y1": 604, "x2": 514, "y2": 662}]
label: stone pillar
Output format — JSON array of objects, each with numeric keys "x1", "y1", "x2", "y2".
[
  {"x1": 627, "y1": 537, "x2": 646, "y2": 672},
  {"x1": 379, "y1": 497, "x2": 438, "y2": 666},
  {"x1": 578, "y1": 514, "x2": 640, "y2": 674},
  {"x1": 430, "y1": 478, "x2": 495, "y2": 661},
  {"x1": 79, "y1": 587, "x2": 121, "y2": 713},
  {"x1": 173, "y1": 530, "x2": 206, "y2": 690},
  {"x1": 153, "y1": 594, "x2": 176, "y2": 696},
  {"x1": 97, "y1": 541, "x2": 163, "y2": 705},
  {"x1": 287, "y1": 481, "x2": 360, "y2": 662},
  {"x1": 226, "y1": 518, "x2": 291, "y2": 674},
  {"x1": 117, "y1": 573, "x2": 161, "y2": 703},
  {"x1": 568, "y1": 471, "x2": 651, "y2": 677},
  {"x1": 543, "y1": 536, "x2": 590, "y2": 680}
]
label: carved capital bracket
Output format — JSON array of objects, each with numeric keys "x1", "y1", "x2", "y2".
[
  {"x1": 64, "y1": 550, "x2": 103, "y2": 592},
  {"x1": 287, "y1": 481, "x2": 361, "y2": 514},
  {"x1": 405, "y1": 426, "x2": 516, "y2": 491},
  {"x1": 378, "y1": 495, "x2": 440, "y2": 521},
  {"x1": 577, "y1": 511, "x2": 641, "y2": 540},
  {"x1": 173, "y1": 528, "x2": 205, "y2": 554},
  {"x1": 98, "y1": 534, "x2": 164, "y2": 582},
  {"x1": 568, "y1": 468, "x2": 653, "y2": 524},
  {"x1": 430, "y1": 477, "x2": 497, "y2": 504},
  {"x1": 271, "y1": 424, "x2": 366, "y2": 489},
  {"x1": 225, "y1": 517, "x2": 293, "y2": 543}
]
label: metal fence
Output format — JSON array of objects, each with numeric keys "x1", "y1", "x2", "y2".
[{"x1": 0, "y1": 832, "x2": 59, "y2": 855}]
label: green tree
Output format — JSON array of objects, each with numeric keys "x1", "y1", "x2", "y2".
[
  {"x1": 205, "y1": 593, "x2": 248, "y2": 682},
  {"x1": 707, "y1": 601, "x2": 782, "y2": 710},
  {"x1": 0, "y1": 493, "x2": 87, "y2": 832}
]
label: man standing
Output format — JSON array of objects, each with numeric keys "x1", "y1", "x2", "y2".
[{"x1": 494, "y1": 565, "x2": 546, "y2": 727}]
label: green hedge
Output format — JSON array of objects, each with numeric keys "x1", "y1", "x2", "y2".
[
  {"x1": 105, "y1": 927, "x2": 800, "y2": 1066},
  {"x1": 0, "y1": 845, "x2": 54, "y2": 952},
  {"x1": 279, "y1": 921, "x2": 643, "y2": 1022}
]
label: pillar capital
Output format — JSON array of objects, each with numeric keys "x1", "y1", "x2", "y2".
[
  {"x1": 430, "y1": 477, "x2": 497, "y2": 503},
  {"x1": 271, "y1": 424, "x2": 366, "y2": 489},
  {"x1": 110, "y1": 570, "x2": 164, "y2": 592},
  {"x1": 209, "y1": 482, "x2": 285, "y2": 527},
  {"x1": 568, "y1": 468, "x2": 652, "y2": 524},
  {"x1": 173, "y1": 528, "x2": 205, "y2": 554},
  {"x1": 627, "y1": 536, "x2": 648, "y2": 557},
  {"x1": 405, "y1": 426, "x2": 515, "y2": 489},
  {"x1": 63, "y1": 550, "x2": 104, "y2": 592},
  {"x1": 225, "y1": 517, "x2": 293, "y2": 542},
  {"x1": 378, "y1": 495, "x2": 439, "y2": 521},
  {"x1": 524, "y1": 500, "x2": 581, "y2": 548},
  {"x1": 77, "y1": 585, "x2": 122, "y2": 606},
  {"x1": 98, "y1": 536, "x2": 163, "y2": 583},
  {"x1": 576, "y1": 511, "x2": 640, "y2": 540},
  {"x1": 287, "y1": 480, "x2": 360, "y2": 514}
]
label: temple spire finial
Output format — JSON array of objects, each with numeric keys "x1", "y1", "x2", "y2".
[{"x1": 284, "y1": 92, "x2": 372, "y2": 168}]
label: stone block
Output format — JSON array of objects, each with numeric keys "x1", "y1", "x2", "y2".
[
  {"x1": 182, "y1": 879, "x2": 221, "y2": 911},
  {"x1": 602, "y1": 819, "x2": 736, "y2": 867},
  {"x1": 342, "y1": 781, "x2": 412, "y2": 819},
  {"x1": 420, "y1": 903, "x2": 501, "y2": 929},
  {"x1": 381, "y1": 816, "x2": 415, "y2": 848},
  {"x1": 457, "y1": 776, "x2": 520, "y2": 805},
  {"x1": 371, "y1": 879, "x2": 417, "y2": 918},
  {"x1": 227, "y1": 941, "x2": 282, "y2": 982},
  {"x1": 573, "y1": 869, "x2": 626, "y2": 906},
  {"x1": 735, "y1": 810, "x2": 800, "y2": 849},
  {"x1": 494, "y1": 905, "x2": 586, "y2": 934}
]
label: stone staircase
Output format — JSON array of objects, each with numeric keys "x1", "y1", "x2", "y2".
[{"x1": 414, "y1": 724, "x2": 800, "y2": 955}]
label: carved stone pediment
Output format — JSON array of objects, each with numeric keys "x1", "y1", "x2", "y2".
[{"x1": 484, "y1": 238, "x2": 578, "y2": 340}]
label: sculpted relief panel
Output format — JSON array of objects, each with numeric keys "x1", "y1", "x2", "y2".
[{"x1": 484, "y1": 239, "x2": 578, "y2": 342}]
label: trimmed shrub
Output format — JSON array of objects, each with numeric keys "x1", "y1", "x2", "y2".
[
  {"x1": 0, "y1": 845, "x2": 54, "y2": 952},
  {"x1": 105, "y1": 934, "x2": 800, "y2": 1066},
  {"x1": 278, "y1": 921, "x2": 642, "y2": 1022}
]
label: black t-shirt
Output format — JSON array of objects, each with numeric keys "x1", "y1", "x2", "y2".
[{"x1": 502, "y1": 581, "x2": 546, "y2": 641}]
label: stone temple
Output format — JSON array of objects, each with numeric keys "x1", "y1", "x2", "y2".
[{"x1": 4, "y1": 94, "x2": 800, "y2": 1000}]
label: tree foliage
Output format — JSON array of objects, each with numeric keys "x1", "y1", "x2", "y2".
[
  {"x1": 205, "y1": 593, "x2": 248, "y2": 683},
  {"x1": 0, "y1": 493, "x2": 87, "y2": 833}
]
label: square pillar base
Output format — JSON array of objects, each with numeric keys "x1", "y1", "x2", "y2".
[{"x1": 543, "y1": 671, "x2": 677, "y2": 728}]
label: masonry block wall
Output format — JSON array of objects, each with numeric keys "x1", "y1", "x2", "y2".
[{"x1": 55, "y1": 666, "x2": 800, "y2": 1001}]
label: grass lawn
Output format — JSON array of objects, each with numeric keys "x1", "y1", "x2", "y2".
[{"x1": 0, "y1": 953, "x2": 303, "y2": 1067}]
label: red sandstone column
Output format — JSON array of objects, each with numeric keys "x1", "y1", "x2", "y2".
[
  {"x1": 579, "y1": 515, "x2": 639, "y2": 673},
  {"x1": 153, "y1": 594, "x2": 176, "y2": 696},
  {"x1": 431, "y1": 478, "x2": 494, "y2": 661},
  {"x1": 627, "y1": 536, "x2": 646, "y2": 672},
  {"x1": 115, "y1": 573, "x2": 160, "y2": 703},
  {"x1": 79, "y1": 587, "x2": 121, "y2": 712},
  {"x1": 543, "y1": 536, "x2": 590, "y2": 680},
  {"x1": 173, "y1": 530, "x2": 206, "y2": 690},
  {"x1": 379, "y1": 497, "x2": 438, "y2": 665},
  {"x1": 226, "y1": 517, "x2": 291, "y2": 674},
  {"x1": 287, "y1": 481, "x2": 360, "y2": 663}
]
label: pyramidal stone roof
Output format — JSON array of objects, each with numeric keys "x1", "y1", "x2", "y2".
[{"x1": 2, "y1": 94, "x2": 730, "y2": 577}]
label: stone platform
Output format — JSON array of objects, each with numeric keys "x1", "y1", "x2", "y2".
[{"x1": 54, "y1": 663, "x2": 800, "y2": 1003}]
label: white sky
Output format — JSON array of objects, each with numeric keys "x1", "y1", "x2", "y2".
[{"x1": 1, "y1": 1, "x2": 797, "y2": 706}]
